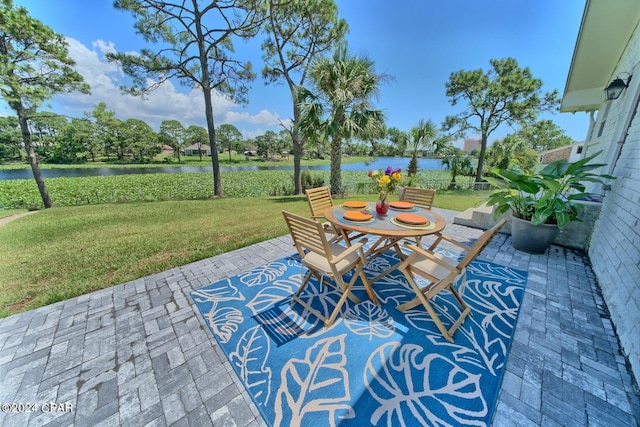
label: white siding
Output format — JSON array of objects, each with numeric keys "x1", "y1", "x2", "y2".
[{"x1": 587, "y1": 24, "x2": 640, "y2": 381}]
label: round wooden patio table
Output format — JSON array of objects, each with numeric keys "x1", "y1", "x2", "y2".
[{"x1": 323, "y1": 201, "x2": 446, "y2": 283}]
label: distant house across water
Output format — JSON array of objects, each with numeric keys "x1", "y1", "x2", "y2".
[{"x1": 184, "y1": 144, "x2": 211, "y2": 156}]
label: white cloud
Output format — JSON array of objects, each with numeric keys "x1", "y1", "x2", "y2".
[
  {"x1": 225, "y1": 109, "x2": 290, "y2": 128},
  {"x1": 51, "y1": 37, "x2": 284, "y2": 134}
]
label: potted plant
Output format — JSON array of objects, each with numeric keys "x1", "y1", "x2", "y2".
[{"x1": 485, "y1": 152, "x2": 614, "y2": 254}]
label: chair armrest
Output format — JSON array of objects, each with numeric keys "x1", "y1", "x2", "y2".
[
  {"x1": 428, "y1": 233, "x2": 473, "y2": 252},
  {"x1": 403, "y1": 242, "x2": 460, "y2": 272},
  {"x1": 332, "y1": 238, "x2": 368, "y2": 263}
]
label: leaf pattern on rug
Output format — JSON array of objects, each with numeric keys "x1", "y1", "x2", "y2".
[
  {"x1": 246, "y1": 275, "x2": 302, "y2": 315},
  {"x1": 468, "y1": 261, "x2": 527, "y2": 285},
  {"x1": 206, "y1": 306, "x2": 244, "y2": 344},
  {"x1": 192, "y1": 279, "x2": 246, "y2": 343},
  {"x1": 229, "y1": 325, "x2": 272, "y2": 406},
  {"x1": 274, "y1": 335, "x2": 354, "y2": 427},
  {"x1": 344, "y1": 301, "x2": 395, "y2": 339},
  {"x1": 465, "y1": 278, "x2": 523, "y2": 340},
  {"x1": 296, "y1": 279, "x2": 345, "y2": 321},
  {"x1": 369, "y1": 273, "x2": 414, "y2": 306},
  {"x1": 239, "y1": 262, "x2": 289, "y2": 287},
  {"x1": 191, "y1": 278, "x2": 245, "y2": 303},
  {"x1": 365, "y1": 342, "x2": 488, "y2": 426},
  {"x1": 365, "y1": 255, "x2": 395, "y2": 273}
]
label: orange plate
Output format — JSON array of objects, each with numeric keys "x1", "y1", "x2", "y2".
[
  {"x1": 344, "y1": 211, "x2": 373, "y2": 222},
  {"x1": 344, "y1": 201, "x2": 367, "y2": 209},
  {"x1": 396, "y1": 213, "x2": 429, "y2": 225},
  {"x1": 390, "y1": 201, "x2": 415, "y2": 209}
]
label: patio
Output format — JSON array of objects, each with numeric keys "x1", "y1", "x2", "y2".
[{"x1": 0, "y1": 208, "x2": 638, "y2": 426}]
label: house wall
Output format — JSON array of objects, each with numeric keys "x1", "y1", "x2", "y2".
[
  {"x1": 567, "y1": 144, "x2": 584, "y2": 163},
  {"x1": 585, "y1": 25, "x2": 640, "y2": 381}
]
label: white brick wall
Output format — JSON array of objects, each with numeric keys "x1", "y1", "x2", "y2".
[
  {"x1": 587, "y1": 24, "x2": 640, "y2": 380},
  {"x1": 587, "y1": 37, "x2": 640, "y2": 379}
]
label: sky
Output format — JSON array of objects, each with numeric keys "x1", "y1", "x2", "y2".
[{"x1": 4, "y1": 0, "x2": 591, "y2": 146}]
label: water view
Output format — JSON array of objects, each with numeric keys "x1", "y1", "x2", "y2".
[{"x1": 0, "y1": 157, "x2": 445, "y2": 180}]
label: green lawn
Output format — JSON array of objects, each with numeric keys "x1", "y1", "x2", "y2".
[
  {"x1": 0, "y1": 190, "x2": 490, "y2": 317},
  {"x1": 0, "y1": 209, "x2": 26, "y2": 219}
]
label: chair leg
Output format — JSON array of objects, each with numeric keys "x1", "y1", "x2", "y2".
[
  {"x1": 303, "y1": 269, "x2": 360, "y2": 304},
  {"x1": 399, "y1": 270, "x2": 472, "y2": 342},
  {"x1": 291, "y1": 270, "x2": 328, "y2": 321},
  {"x1": 293, "y1": 266, "x2": 367, "y2": 328},
  {"x1": 293, "y1": 270, "x2": 314, "y2": 299},
  {"x1": 359, "y1": 267, "x2": 378, "y2": 304},
  {"x1": 324, "y1": 269, "x2": 361, "y2": 327},
  {"x1": 400, "y1": 272, "x2": 455, "y2": 341}
]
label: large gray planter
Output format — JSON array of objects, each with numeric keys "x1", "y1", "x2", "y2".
[{"x1": 510, "y1": 216, "x2": 559, "y2": 254}]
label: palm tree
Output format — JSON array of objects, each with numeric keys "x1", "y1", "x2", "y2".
[
  {"x1": 406, "y1": 119, "x2": 449, "y2": 176},
  {"x1": 298, "y1": 46, "x2": 386, "y2": 194},
  {"x1": 442, "y1": 149, "x2": 473, "y2": 189}
]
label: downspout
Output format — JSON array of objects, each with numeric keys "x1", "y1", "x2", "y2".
[{"x1": 580, "y1": 110, "x2": 597, "y2": 161}]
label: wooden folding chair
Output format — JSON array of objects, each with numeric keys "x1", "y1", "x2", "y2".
[
  {"x1": 400, "y1": 187, "x2": 437, "y2": 210},
  {"x1": 399, "y1": 186, "x2": 437, "y2": 245},
  {"x1": 397, "y1": 219, "x2": 507, "y2": 342},
  {"x1": 305, "y1": 186, "x2": 342, "y2": 242},
  {"x1": 282, "y1": 211, "x2": 377, "y2": 328}
]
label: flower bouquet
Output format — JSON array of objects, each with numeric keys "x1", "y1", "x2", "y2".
[{"x1": 368, "y1": 166, "x2": 402, "y2": 214}]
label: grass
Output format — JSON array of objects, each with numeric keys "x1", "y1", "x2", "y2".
[
  {"x1": 0, "y1": 190, "x2": 490, "y2": 317},
  {"x1": 430, "y1": 189, "x2": 491, "y2": 211},
  {"x1": 0, "y1": 209, "x2": 26, "y2": 219}
]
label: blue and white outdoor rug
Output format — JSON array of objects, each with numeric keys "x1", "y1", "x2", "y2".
[{"x1": 191, "y1": 249, "x2": 528, "y2": 427}]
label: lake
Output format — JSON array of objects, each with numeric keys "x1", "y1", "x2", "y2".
[{"x1": 0, "y1": 157, "x2": 445, "y2": 180}]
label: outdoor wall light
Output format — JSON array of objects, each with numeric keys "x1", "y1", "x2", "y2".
[{"x1": 604, "y1": 72, "x2": 632, "y2": 101}]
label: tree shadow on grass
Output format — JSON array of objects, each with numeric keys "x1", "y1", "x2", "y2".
[{"x1": 268, "y1": 196, "x2": 307, "y2": 204}]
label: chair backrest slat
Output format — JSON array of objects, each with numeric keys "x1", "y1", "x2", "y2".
[
  {"x1": 283, "y1": 211, "x2": 330, "y2": 259},
  {"x1": 400, "y1": 187, "x2": 436, "y2": 210},
  {"x1": 457, "y1": 219, "x2": 507, "y2": 269},
  {"x1": 306, "y1": 186, "x2": 334, "y2": 218}
]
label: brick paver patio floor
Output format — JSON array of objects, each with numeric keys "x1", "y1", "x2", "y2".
[{"x1": 1, "y1": 208, "x2": 638, "y2": 426}]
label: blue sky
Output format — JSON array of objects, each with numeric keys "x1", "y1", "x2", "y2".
[{"x1": 6, "y1": 0, "x2": 590, "y2": 146}]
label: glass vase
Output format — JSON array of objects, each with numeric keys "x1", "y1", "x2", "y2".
[{"x1": 375, "y1": 195, "x2": 389, "y2": 215}]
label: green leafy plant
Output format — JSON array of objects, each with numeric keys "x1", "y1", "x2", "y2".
[
  {"x1": 485, "y1": 152, "x2": 614, "y2": 229},
  {"x1": 300, "y1": 171, "x2": 325, "y2": 192},
  {"x1": 442, "y1": 154, "x2": 473, "y2": 190}
]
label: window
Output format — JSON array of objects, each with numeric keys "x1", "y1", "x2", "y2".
[{"x1": 597, "y1": 103, "x2": 612, "y2": 138}]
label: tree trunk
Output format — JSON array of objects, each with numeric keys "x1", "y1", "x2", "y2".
[
  {"x1": 290, "y1": 91, "x2": 304, "y2": 195},
  {"x1": 16, "y1": 105, "x2": 53, "y2": 208},
  {"x1": 408, "y1": 153, "x2": 418, "y2": 176},
  {"x1": 330, "y1": 135, "x2": 342, "y2": 195},
  {"x1": 475, "y1": 133, "x2": 488, "y2": 189},
  {"x1": 203, "y1": 87, "x2": 222, "y2": 197},
  {"x1": 448, "y1": 175, "x2": 457, "y2": 190},
  {"x1": 292, "y1": 132, "x2": 303, "y2": 195}
]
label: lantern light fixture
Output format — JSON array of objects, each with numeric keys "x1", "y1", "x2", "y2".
[{"x1": 605, "y1": 72, "x2": 632, "y2": 101}]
